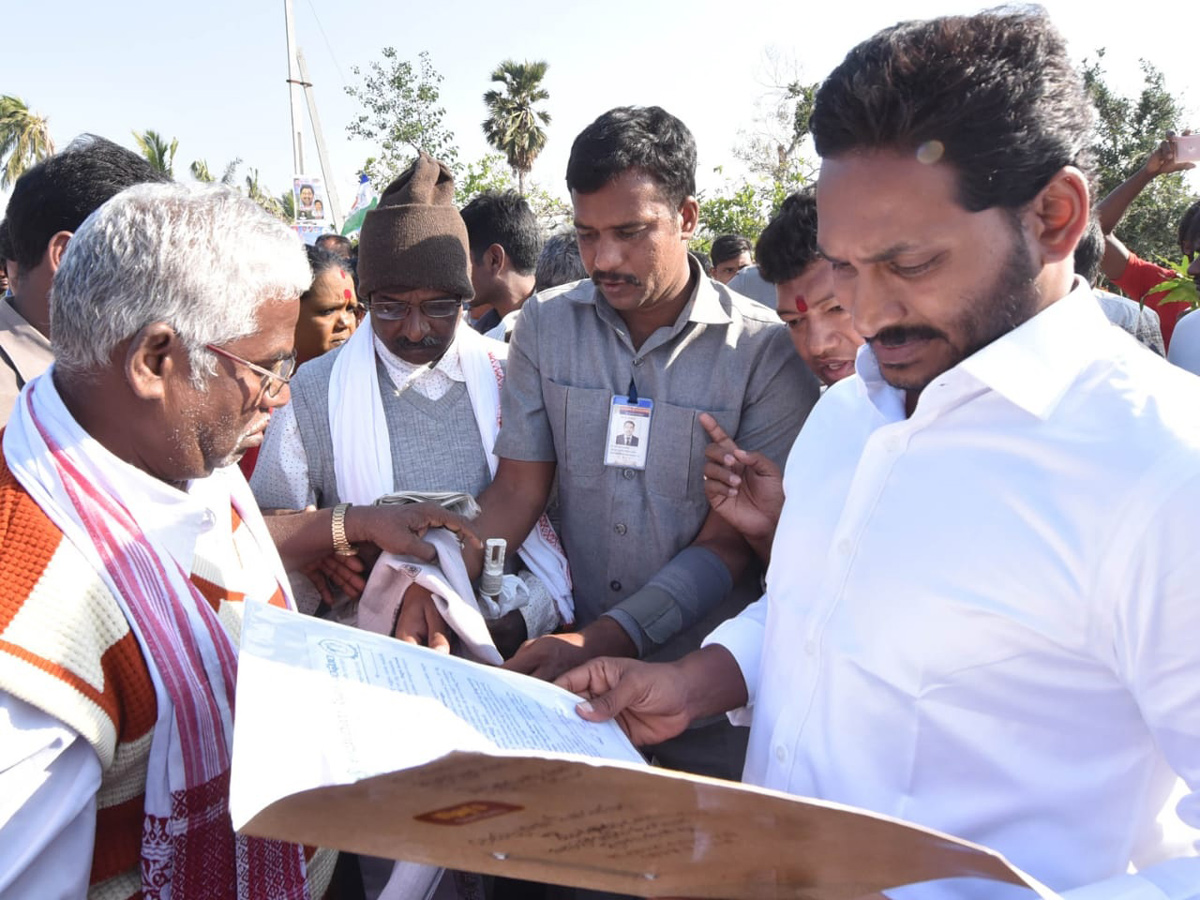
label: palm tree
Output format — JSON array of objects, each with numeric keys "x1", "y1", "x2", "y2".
[
  {"x1": 190, "y1": 157, "x2": 241, "y2": 186},
  {"x1": 277, "y1": 189, "x2": 295, "y2": 220},
  {"x1": 244, "y1": 168, "x2": 285, "y2": 220},
  {"x1": 0, "y1": 95, "x2": 56, "y2": 188},
  {"x1": 481, "y1": 60, "x2": 551, "y2": 196},
  {"x1": 132, "y1": 129, "x2": 178, "y2": 178}
]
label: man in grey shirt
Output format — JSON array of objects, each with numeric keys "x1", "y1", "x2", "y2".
[{"x1": 399, "y1": 106, "x2": 818, "y2": 779}]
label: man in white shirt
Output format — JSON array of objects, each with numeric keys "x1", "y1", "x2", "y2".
[{"x1": 558, "y1": 9, "x2": 1200, "y2": 900}]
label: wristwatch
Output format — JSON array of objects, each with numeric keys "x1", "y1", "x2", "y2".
[{"x1": 331, "y1": 503, "x2": 357, "y2": 556}]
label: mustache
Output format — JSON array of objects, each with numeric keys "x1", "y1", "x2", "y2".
[
  {"x1": 591, "y1": 270, "x2": 642, "y2": 287},
  {"x1": 396, "y1": 335, "x2": 444, "y2": 350},
  {"x1": 868, "y1": 325, "x2": 947, "y2": 348}
]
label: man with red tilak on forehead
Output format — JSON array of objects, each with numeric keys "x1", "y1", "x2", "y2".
[
  {"x1": 758, "y1": 190, "x2": 863, "y2": 388},
  {"x1": 698, "y1": 190, "x2": 864, "y2": 562}
]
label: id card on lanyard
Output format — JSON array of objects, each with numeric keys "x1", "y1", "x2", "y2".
[{"x1": 605, "y1": 395, "x2": 653, "y2": 470}]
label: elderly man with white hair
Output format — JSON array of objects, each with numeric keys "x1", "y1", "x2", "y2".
[{"x1": 0, "y1": 182, "x2": 475, "y2": 900}]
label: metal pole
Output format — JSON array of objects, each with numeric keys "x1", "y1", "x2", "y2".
[
  {"x1": 297, "y1": 49, "x2": 344, "y2": 231},
  {"x1": 283, "y1": 0, "x2": 305, "y2": 175}
]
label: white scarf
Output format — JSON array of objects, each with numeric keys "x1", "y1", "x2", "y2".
[
  {"x1": 328, "y1": 317, "x2": 573, "y2": 624},
  {"x1": 3, "y1": 371, "x2": 306, "y2": 900}
]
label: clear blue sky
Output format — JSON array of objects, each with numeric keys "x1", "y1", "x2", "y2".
[{"x1": 5, "y1": 0, "x2": 1197, "y2": 215}]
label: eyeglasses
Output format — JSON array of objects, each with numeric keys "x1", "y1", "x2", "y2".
[
  {"x1": 367, "y1": 296, "x2": 462, "y2": 320},
  {"x1": 205, "y1": 344, "x2": 297, "y2": 400}
]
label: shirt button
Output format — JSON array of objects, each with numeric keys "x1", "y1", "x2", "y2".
[
  {"x1": 632, "y1": 357, "x2": 644, "y2": 367},
  {"x1": 837, "y1": 539, "x2": 851, "y2": 555},
  {"x1": 201, "y1": 509, "x2": 216, "y2": 530},
  {"x1": 804, "y1": 640, "x2": 817, "y2": 656},
  {"x1": 885, "y1": 436, "x2": 901, "y2": 452},
  {"x1": 622, "y1": 468, "x2": 636, "y2": 480},
  {"x1": 610, "y1": 580, "x2": 622, "y2": 592},
  {"x1": 614, "y1": 523, "x2": 627, "y2": 535},
  {"x1": 774, "y1": 745, "x2": 788, "y2": 764}
]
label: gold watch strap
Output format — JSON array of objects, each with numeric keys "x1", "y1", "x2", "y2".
[{"x1": 331, "y1": 502, "x2": 357, "y2": 556}]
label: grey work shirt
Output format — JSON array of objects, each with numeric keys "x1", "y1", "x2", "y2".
[{"x1": 495, "y1": 263, "x2": 819, "y2": 641}]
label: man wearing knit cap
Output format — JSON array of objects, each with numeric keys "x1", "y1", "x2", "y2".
[{"x1": 251, "y1": 153, "x2": 571, "y2": 655}]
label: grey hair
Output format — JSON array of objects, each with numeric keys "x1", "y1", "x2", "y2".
[
  {"x1": 534, "y1": 231, "x2": 588, "y2": 293},
  {"x1": 51, "y1": 182, "x2": 310, "y2": 387}
]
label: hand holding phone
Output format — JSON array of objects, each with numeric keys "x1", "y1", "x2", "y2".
[{"x1": 1171, "y1": 134, "x2": 1200, "y2": 164}]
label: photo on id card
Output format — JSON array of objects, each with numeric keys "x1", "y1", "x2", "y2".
[{"x1": 604, "y1": 396, "x2": 653, "y2": 470}]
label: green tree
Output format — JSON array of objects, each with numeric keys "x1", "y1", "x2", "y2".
[
  {"x1": 692, "y1": 165, "x2": 811, "y2": 254},
  {"x1": 733, "y1": 50, "x2": 818, "y2": 199},
  {"x1": 0, "y1": 95, "x2": 56, "y2": 188},
  {"x1": 455, "y1": 152, "x2": 570, "y2": 232},
  {"x1": 244, "y1": 168, "x2": 285, "y2": 221},
  {"x1": 345, "y1": 48, "x2": 458, "y2": 186},
  {"x1": 454, "y1": 153, "x2": 516, "y2": 207},
  {"x1": 1082, "y1": 52, "x2": 1194, "y2": 266},
  {"x1": 481, "y1": 59, "x2": 551, "y2": 196},
  {"x1": 190, "y1": 157, "x2": 240, "y2": 185},
  {"x1": 694, "y1": 182, "x2": 769, "y2": 254},
  {"x1": 132, "y1": 129, "x2": 178, "y2": 178},
  {"x1": 278, "y1": 189, "x2": 296, "y2": 221}
]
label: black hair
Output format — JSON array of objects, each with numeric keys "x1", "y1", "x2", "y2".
[
  {"x1": 4, "y1": 135, "x2": 169, "y2": 271},
  {"x1": 755, "y1": 190, "x2": 821, "y2": 284},
  {"x1": 691, "y1": 249, "x2": 712, "y2": 277},
  {"x1": 566, "y1": 106, "x2": 697, "y2": 209},
  {"x1": 1177, "y1": 198, "x2": 1200, "y2": 249},
  {"x1": 303, "y1": 246, "x2": 349, "y2": 301},
  {"x1": 710, "y1": 235, "x2": 753, "y2": 267},
  {"x1": 0, "y1": 219, "x2": 11, "y2": 263},
  {"x1": 315, "y1": 233, "x2": 354, "y2": 256},
  {"x1": 460, "y1": 190, "x2": 543, "y2": 274},
  {"x1": 534, "y1": 232, "x2": 588, "y2": 292},
  {"x1": 811, "y1": 8, "x2": 1094, "y2": 212}
]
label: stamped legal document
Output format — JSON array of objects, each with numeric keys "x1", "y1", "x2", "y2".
[{"x1": 231, "y1": 603, "x2": 1057, "y2": 900}]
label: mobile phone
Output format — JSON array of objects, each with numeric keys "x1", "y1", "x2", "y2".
[{"x1": 1173, "y1": 134, "x2": 1200, "y2": 163}]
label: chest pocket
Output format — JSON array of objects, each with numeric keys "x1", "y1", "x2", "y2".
[
  {"x1": 543, "y1": 379, "x2": 611, "y2": 480},
  {"x1": 645, "y1": 400, "x2": 739, "y2": 502},
  {"x1": 544, "y1": 377, "x2": 740, "y2": 500}
]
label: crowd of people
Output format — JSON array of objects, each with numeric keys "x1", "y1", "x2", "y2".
[{"x1": 0, "y1": 7, "x2": 1198, "y2": 900}]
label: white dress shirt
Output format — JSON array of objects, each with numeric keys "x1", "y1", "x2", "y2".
[
  {"x1": 708, "y1": 281, "x2": 1200, "y2": 899},
  {"x1": 1167, "y1": 309, "x2": 1200, "y2": 377}
]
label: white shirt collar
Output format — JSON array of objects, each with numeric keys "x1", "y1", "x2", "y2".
[{"x1": 855, "y1": 278, "x2": 1109, "y2": 422}]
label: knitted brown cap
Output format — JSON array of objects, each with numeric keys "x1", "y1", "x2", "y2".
[{"x1": 357, "y1": 152, "x2": 474, "y2": 301}]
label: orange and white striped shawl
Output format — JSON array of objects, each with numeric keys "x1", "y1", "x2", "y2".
[{"x1": 0, "y1": 374, "x2": 331, "y2": 899}]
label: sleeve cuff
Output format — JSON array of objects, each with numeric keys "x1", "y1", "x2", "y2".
[{"x1": 703, "y1": 607, "x2": 766, "y2": 727}]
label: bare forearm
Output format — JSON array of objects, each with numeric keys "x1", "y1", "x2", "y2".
[
  {"x1": 1096, "y1": 166, "x2": 1154, "y2": 235},
  {"x1": 264, "y1": 507, "x2": 340, "y2": 570},
  {"x1": 693, "y1": 512, "x2": 756, "y2": 584},
  {"x1": 468, "y1": 459, "x2": 555, "y2": 578},
  {"x1": 1101, "y1": 234, "x2": 1132, "y2": 283},
  {"x1": 264, "y1": 505, "x2": 451, "y2": 570},
  {"x1": 744, "y1": 532, "x2": 775, "y2": 566},
  {"x1": 677, "y1": 644, "x2": 749, "y2": 722}
]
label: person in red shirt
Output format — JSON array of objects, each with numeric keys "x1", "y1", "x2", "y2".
[{"x1": 1098, "y1": 134, "x2": 1200, "y2": 349}]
